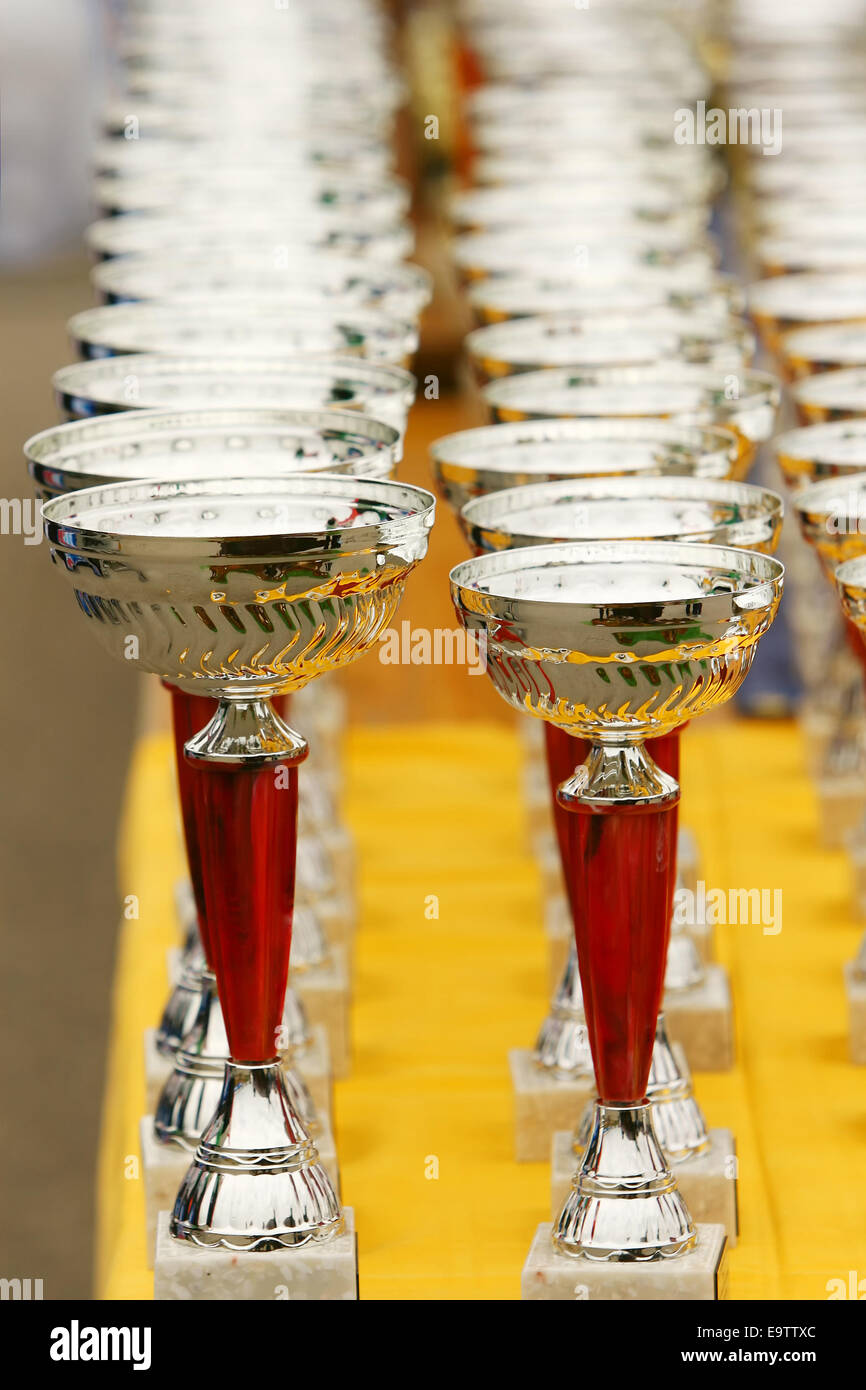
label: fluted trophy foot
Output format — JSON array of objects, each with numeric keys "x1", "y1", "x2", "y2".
[
  {"x1": 171, "y1": 1061, "x2": 343, "y2": 1252},
  {"x1": 554, "y1": 1102, "x2": 696, "y2": 1262}
]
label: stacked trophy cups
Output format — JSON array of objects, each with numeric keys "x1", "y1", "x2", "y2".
[
  {"x1": 25, "y1": 0, "x2": 437, "y2": 1300},
  {"x1": 430, "y1": 0, "x2": 786, "y2": 1298},
  {"x1": 733, "y1": 1, "x2": 866, "y2": 1065}
]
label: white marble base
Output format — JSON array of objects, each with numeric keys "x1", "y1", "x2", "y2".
[
  {"x1": 143, "y1": 1025, "x2": 334, "y2": 1121},
  {"x1": 140, "y1": 1116, "x2": 340, "y2": 1268},
  {"x1": 845, "y1": 961, "x2": 866, "y2": 1064},
  {"x1": 521, "y1": 1221, "x2": 727, "y2": 1300},
  {"x1": 550, "y1": 1128, "x2": 738, "y2": 1244},
  {"x1": 817, "y1": 773, "x2": 865, "y2": 850},
  {"x1": 509, "y1": 1048, "x2": 594, "y2": 1163},
  {"x1": 665, "y1": 965, "x2": 734, "y2": 1071},
  {"x1": 154, "y1": 1207, "x2": 358, "y2": 1300}
]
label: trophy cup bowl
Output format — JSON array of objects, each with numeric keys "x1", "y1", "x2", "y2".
[
  {"x1": 775, "y1": 421, "x2": 866, "y2": 491},
  {"x1": 460, "y1": 476, "x2": 784, "y2": 557},
  {"x1": 837, "y1": 553, "x2": 866, "y2": 632},
  {"x1": 85, "y1": 212, "x2": 414, "y2": 263},
  {"x1": 26, "y1": 407, "x2": 403, "y2": 501},
  {"x1": 91, "y1": 133, "x2": 393, "y2": 182},
  {"x1": 42, "y1": 473, "x2": 434, "y2": 1249},
  {"x1": 42, "y1": 473, "x2": 433, "y2": 698},
  {"x1": 92, "y1": 170, "x2": 410, "y2": 220},
  {"x1": 467, "y1": 273, "x2": 743, "y2": 325},
  {"x1": 52, "y1": 355, "x2": 416, "y2": 434},
  {"x1": 455, "y1": 239, "x2": 716, "y2": 288},
  {"x1": 472, "y1": 150, "x2": 724, "y2": 202},
  {"x1": 791, "y1": 367, "x2": 866, "y2": 426},
  {"x1": 66, "y1": 303, "x2": 418, "y2": 368},
  {"x1": 91, "y1": 252, "x2": 433, "y2": 320},
  {"x1": 481, "y1": 365, "x2": 780, "y2": 477},
  {"x1": 429, "y1": 419, "x2": 742, "y2": 516},
  {"x1": 793, "y1": 473, "x2": 866, "y2": 576},
  {"x1": 747, "y1": 272, "x2": 866, "y2": 357},
  {"x1": 451, "y1": 541, "x2": 783, "y2": 1259},
  {"x1": 781, "y1": 324, "x2": 866, "y2": 380},
  {"x1": 464, "y1": 313, "x2": 755, "y2": 383},
  {"x1": 449, "y1": 182, "x2": 711, "y2": 234}
]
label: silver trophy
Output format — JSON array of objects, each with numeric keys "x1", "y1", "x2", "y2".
[
  {"x1": 458, "y1": 476, "x2": 782, "y2": 1183},
  {"x1": 451, "y1": 540, "x2": 783, "y2": 1260},
  {"x1": 42, "y1": 470, "x2": 434, "y2": 1251}
]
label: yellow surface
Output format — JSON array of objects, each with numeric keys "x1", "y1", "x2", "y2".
[{"x1": 96, "y1": 718, "x2": 866, "y2": 1300}]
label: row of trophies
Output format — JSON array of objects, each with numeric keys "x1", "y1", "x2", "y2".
[
  {"x1": 28, "y1": 0, "x2": 440, "y2": 1301},
  {"x1": 23, "y1": 0, "x2": 866, "y2": 1300},
  {"x1": 739, "y1": 11, "x2": 866, "y2": 1062},
  {"x1": 425, "y1": 0, "x2": 866, "y2": 1299}
]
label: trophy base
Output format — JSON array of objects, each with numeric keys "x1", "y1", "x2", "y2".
[
  {"x1": 509, "y1": 1048, "x2": 594, "y2": 1162},
  {"x1": 844, "y1": 961, "x2": 866, "y2": 1064},
  {"x1": 521, "y1": 1221, "x2": 727, "y2": 1301},
  {"x1": 550, "y1": 1129, "x2": 738, "y2": 1245},
  {"x1": 817, "y1": 772, "x2": 865, "y2": 850},
  {"x1": 664, "y1": 965, "x2": 734, "y2": 1071},
  {"x1": 295, "y1": 944, "x2": 351, "y2": 1079},
  {"x1": 143, "y1": 1025, "x2": 334, "y2": 1121},
  {"x1": 140, "y1": 1115, "x2": 341, "y2": 1268},
  {"x1": 154, "y1": 1207, "x2": 358, "y2": 1301}
]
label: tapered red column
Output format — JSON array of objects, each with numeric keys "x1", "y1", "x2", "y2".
[
  {"x1": 171, "y1": 696, "x2": 341, "y2": 1250},
  {"x1": 552, "y1": 740, "x2": 694, "y2": 1259}
]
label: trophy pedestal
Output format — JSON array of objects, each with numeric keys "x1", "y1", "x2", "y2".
[
  {"x1": 509, "y1": 1049, "x2": 594, "y2": 1162},
  {"x1": 521, "y1": 1222, "x2": 727, "y2": 1301},
  {"x1": 140, "y1": 1117, "x2": 340, "y2": 1266},
  {"x1": 844, "y1": 961, "x2": 866, "y2": 1063},
  {"x1": 549, "y1": 1129, "x2": 738, "y2": 1244},
  {"x1": 295, "y1": 945, "x2": 352, "y2": 1078},
  {"x1": 143, "y1": 1025, "x2": 334, "y2": 1120},
  {"x1": 664, "y1": 965, "x2": 734, "y2": 1071},
  {"x1": 817, "y1": 773, "x2": 864, "y2": 849},
  {"x1": 153, "y1": 1207, "x2": 358, "y2": 1301}
]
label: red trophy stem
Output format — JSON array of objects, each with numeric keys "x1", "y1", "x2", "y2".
[
  {"x1": 845, "y1": 619, "x2": 866, "y2": 688},
  {"x1": 544, "y1": 724, "x2": 680, "y2": 1105},
  {"x1": 167, "y1": 684, "x2": 220, "y2": 968},
  {"x1": 185, "y1": 752, "x2": 301, "y2": 1064}
]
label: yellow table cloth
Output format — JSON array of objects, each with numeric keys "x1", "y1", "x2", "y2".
[{"x1": 96, "y1": 719, "x2": 866, "y2": 1300}]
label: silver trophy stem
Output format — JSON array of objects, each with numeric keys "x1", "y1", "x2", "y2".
[
  {"x1": 534, "y1": 939, "x2": 594, "y2": 1077},
  {"x1": 554, "y1": 1100, "x2": 696, "y2": 1262},
  {"x1": 155, "y1": 970, "x2": 319, "y2": 1148},
  {"x1": 155, "y1": 943, "x2": 208, "y2": 1057},
  {"x1": 171, "y1": 1059, "x2": 343, "y2": 1252},
  {"x1": 573, "y1": 1014, "x2": 710, "y2": 1162}
]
